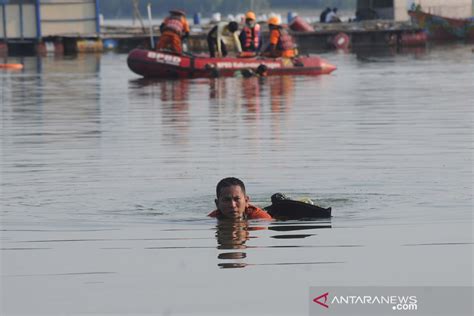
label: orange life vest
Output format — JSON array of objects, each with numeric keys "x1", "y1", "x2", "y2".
[
  {"x1": 208, "y1": 204, "x2": 273, "y2": 220},
  {"x1": 162, "y1": 16, "x2": 184, "y2": 36},
  {"x1": 242, "y1": 24, "x2": 260, "y2": 51}
]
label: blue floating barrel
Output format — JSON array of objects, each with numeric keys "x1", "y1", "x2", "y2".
[
  {"x1": 103, "y1": 39, "x2": 118, "y2": 50},
  {"x1": 287, "y1": 11, "x2": 297, "y2": 23},
  {"x1": 193, "y1": 12, "x2": 201, "y2": 25}
]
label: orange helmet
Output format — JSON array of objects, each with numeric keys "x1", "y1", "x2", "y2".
[
  {"x1": 267, "y1": 16, "x2": 280, "y2": 26},
  {"x1": 245, "y1": 11, "x2": 256, "y2": 20}
]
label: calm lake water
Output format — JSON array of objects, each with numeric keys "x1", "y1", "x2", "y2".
[{"x1": 1, "y1": 44, "x2": 473, "y2": 315}]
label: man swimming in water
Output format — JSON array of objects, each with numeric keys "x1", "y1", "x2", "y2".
[{"x1": 208, "y1": 177, "x2": 272, "y2": 220}]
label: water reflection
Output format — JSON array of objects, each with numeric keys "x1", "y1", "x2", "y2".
[
  {"x1": 268, "y1": 76, "x2": 294, "y2": 113},
  {"x1": 215, "y1": 220, "x2": 251, "y2": 250},
  {"x1": 241, "y1": 77, "x2": 264, "y2": 118},
  {"x1": 128, "y1": 78, "x2": 190, "y2": 145},
  {"x1": 215, "y1": 219, "x2": 263, "y2": 269},
  {"x1": 395, "y1": 46, "x2": 427, "y2": 57},
  {"x1": 215, "y1": 220, "x2": 249, "y2": 269},
  {"x1": 3, "y1": 55, "x2": 102, "y2": 146},
  {"x1": 354, "y1": 45, "x2": 428, "y2": 61},
  {"x1": 158, "y1": 79, "x2": 190, "y2": 145},
  {"x1": 215, "y1": 220, "x2": 332, "y2": 269},
  {"x1": 3, "y1": 55, "x2": 101, "y2": 114},
  {"x1": 127, "y1": 76, "x2": 296, "y2": 148},
  {"x1": 158, "y1": 79, "x2": 189, "y2": 108},
  {"x1": 206, "y1": 76, "x2": 295, "y2": 114},
  {"x1": 270, "y1": 234, "x2": 314, "y2": 239},
  {"x1": 208, "y1": 78, "x2": 227, "y2": 101},
  {"x1": 128, "y1": 78, "x2": 189, "y2": 107},
  {"x1": 215, "y1": 222, "x2": 247, "y2": 268},
  {"x1": 268, "y1": 224, "x2": 332, "y2": 232}
]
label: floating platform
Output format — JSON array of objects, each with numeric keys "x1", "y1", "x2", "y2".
[
  {"x1": 102, "y1": 21, "x2": 428, "y2": 54},
  {"x1": 1, "y1": 20, "x2": 429, "y2": 56}
]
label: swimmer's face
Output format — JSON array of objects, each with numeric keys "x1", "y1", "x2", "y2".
[{"x1": 215, "y1": 185, "x2": 249, "y2": 219}]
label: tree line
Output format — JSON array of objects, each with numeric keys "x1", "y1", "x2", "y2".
[{"x1": 99, "y1": 0, "x2": 356, "y2": 18}]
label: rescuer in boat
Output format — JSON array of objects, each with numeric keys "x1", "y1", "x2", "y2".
[
  {"x1": 208, "y1": 177, "x2": 273, "y2": 220},
  {"x1": 207, "y1": 21, "x2": 243, "y2": 57},
  {"x1": 156, "y1": 9, "x2": 190, "y2": 54},
  {"x1": 239, "y1": 11, "x2": 262, "y2": 55},
  {"x1": 261, "y1": 16, "x2": 298, "y2": 59}
]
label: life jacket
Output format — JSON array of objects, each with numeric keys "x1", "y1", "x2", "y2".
[
  {"x1": 208, "y1": 205, "x2": 273, "y2": 220},
  {"x1": 277, "y1": 28, "x2": 296, "y2": 51},
  {"x1": 242, "y1": 24, "x2": 260, "y2": 50},
  {"x1": 162, "y1": 15, "x2": 184, "y2": 36}
]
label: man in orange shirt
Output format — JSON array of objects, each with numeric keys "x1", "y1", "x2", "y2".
[
  {"x1": 208, "y1": 177, "x2": 273, "y2": 220},
  {"x1": 262, "y1": 16, "x2": 297, "y2": 58},
  {"x1": 156, "y1": 9, "x2": 190, "y2": 54}
]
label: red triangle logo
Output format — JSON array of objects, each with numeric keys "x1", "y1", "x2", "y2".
[{"x1": 313, "y1": 292, "x2": 329, "y2": 308}]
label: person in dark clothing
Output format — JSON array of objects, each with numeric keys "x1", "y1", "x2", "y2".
[{"x1": 320, "y1": 7, "x2": 331, "y2": 23}]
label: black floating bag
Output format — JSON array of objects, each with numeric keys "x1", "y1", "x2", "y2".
[{"x1": 264, "y1": 193, "x2": 332, "y2": 220}]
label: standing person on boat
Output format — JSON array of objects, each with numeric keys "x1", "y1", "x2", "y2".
[
  {"x1": 262, "y1": 16, "x2": 297, "y2": 58},
  {"x1": 319, "y1": 7, "x2": 331, "y2": 23},
  {"x1": 325, "y1": 8, "x2": 341, "y2": 23},
  {"x1": 239, "y1": 11, "x2": 262, "y2": 54},
  {"x1": 208, "y1": 177, "x2": 273, "y2": 220},
  {"x1": 156, "y1": 9, "x2": 190, "y2": 54},
  {"x1": 207, "y1": 21, "x2": 242, "y2": 57}
]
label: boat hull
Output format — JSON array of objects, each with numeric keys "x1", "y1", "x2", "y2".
[
  {"x1": 408, "y1": 10, "x2": 474, "y2": 41},
  {"x1": 127, "y1": 49, "x2": 336, "y2": 78}
]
